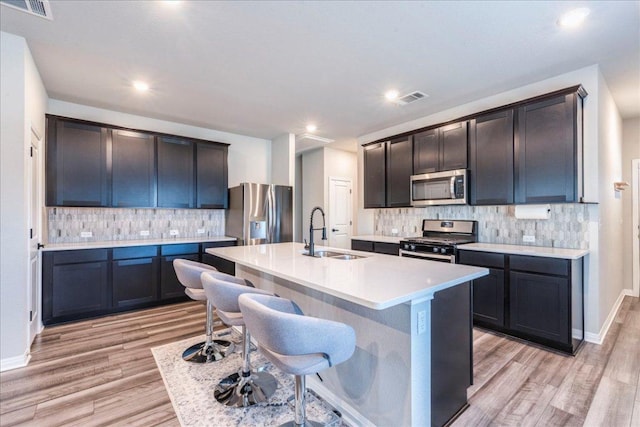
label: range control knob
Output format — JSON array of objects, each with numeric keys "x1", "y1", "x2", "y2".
[
  {"x1": 410, "y1": 244, "x2": 416, "y2": 251},
  {"x1": 403, "y1": 243, "x2": 410, "y2": 250},
  {"x1": 432, "y1": 247, "x2": 439, "y2": 253},
  {"x1": 440, "y1": 247, "x2": 447, "y2": 254}
]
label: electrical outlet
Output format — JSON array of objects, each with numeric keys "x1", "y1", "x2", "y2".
[
  {"x1": 523, "y1": 235, "x2": 536, "y2": 243},
  {"x1": 169, "y1": 229, "x2": 179, "y2": 236},
  {"x1": 197, "y1": 228, "x2": 206, "y2": 234},
  {"x1": 417, "y1": 310, "x2": 426, "y2": 335},
  {"x1": 80, "y1": 231, "x2": 92, "y2": 238},
  {"x1": 140, "y1": 230, "x2": 150, "y2": 236}
]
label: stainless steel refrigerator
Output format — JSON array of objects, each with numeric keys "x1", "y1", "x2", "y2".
[{"x1": 225, "y1": 183, "x2": 293, "y2": 245}]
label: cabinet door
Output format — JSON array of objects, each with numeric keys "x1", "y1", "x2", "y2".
[
  {"x1": 440, "y1": 121, "x2": 468, "y2": 171},
  {"x1": 201, "y1": 241, "x2": 237, "y2": 275},
  {"x1": 386, "y1": 136, "x2": 413, "y2": 207},
  {"x1": 472, "y1": 268, "x2": 505, "y2": 327},
  {"x1": 469, "y1": 110, "x2": 514, "y2": 205},
  {"x1": 196, "y1": 143, "x2": 228, "y2": 209},
  {"x1": 158, "y1": 136, "x2": 195, "y2": 208},
  {"x1": 516, "y1": 93, "x2": 577, "y2": 203},
  {"x1": 413, "y1": 129, "x2": 439, "y2": 174},
  {"x1": 363, "y1": 142, "x2": 386, "y2": 208},
  {"x1": 112, "y1": 257, "x2": 159, "y2": 308},
  {"x1": 112, "y1": 130, "x2": 156, "y2": 207},
  {"x1": 42, "y1": 250, "x2": 110, "y2": 325},
  {"x1": 351, "y1": 240, "x2": 374, "y2": 252},
  {"x1": 161, "y1": 253, "x2": 199, "y2": 300},
  {"x1": 509, "y1": 271, "x2": 570, "y2": 345},
  {"x1": 46, "y1": 118, "x2": 109, "y2": 207},
  {"x1": 373, "y1": 242, "x2": 400, "y2": 255}
]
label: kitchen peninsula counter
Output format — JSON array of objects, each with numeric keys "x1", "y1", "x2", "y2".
[{"x1": 207, "y1": 242, "x2": 488, "y2": 426}]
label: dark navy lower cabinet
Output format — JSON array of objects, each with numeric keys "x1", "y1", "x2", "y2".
[
  {"x1": 42, "y1": 241, "x2": 235, "y2": 325},
  {"x1": 43, "y1": 249, "x2": 110, "y2": 325},
  {"x1": 458, "y1": 250, "x2": 583, "y2": 354}
]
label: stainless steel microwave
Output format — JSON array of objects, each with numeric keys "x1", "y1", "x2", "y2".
[{"x1": 410, "y1": 169, "x2": 467, "y2": 206}]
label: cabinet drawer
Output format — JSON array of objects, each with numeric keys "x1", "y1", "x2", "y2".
[
  {"x1": 374, "y1": 242, "x2": 400, "y2": 255},
  {"x1": 113, "y1": 245, "x2": 158, "y2": 260},
  {"x1": 351, "y1": 240, "x2": 374, "y2": 252},
  {"x1": 458, "y1": 250, "x2": 505, "y2": 269},
  {"x1": 510, "y1": 255, "x2": 569, "y2": 276},
  {"x1": 161, "y1": 243, "x2": 200, "y2": 256},
  {"x1": 52, "y1": 249, "x2": 108, "y2": 265},
  {"x1": 201, "y1": 241, "x2": 236, "y2": 250}
]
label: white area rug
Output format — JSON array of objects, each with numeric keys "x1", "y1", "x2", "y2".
[{"x1": 152, "y1": 332, "x2": 345, "y2": 427}]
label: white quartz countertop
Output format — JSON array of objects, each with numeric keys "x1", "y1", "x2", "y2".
[
  {"x1": 207, "y1": 242, "x2": 488, "y2": 310},
  {"x1": 351, "y1": 235, "x2": 420, "y2": 244},
  {"x1": 458, "y1": 243, "x2": 589, "y2": 260},
  {"x1": 42, "y1": 236, "x2": 236, "y2": 251}
]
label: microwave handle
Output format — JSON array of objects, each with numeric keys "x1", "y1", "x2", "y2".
[{"x1": 450, "y1": 176, "x2": 456, "y2": 199}]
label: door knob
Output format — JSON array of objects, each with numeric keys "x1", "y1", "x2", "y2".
[{"x1": 331, "y1": 228, "x2": 339, "y2": 232}]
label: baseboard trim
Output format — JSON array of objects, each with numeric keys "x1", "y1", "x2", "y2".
[
  {"x1": 585, "y1": 289, "x2": 633, "y2": 345},
  {"x1": 0, "y1": 350, "x2": 31, "y2": 372}
]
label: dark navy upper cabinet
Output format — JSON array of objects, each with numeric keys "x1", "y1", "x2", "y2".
[
  {"x1": 515, "y1": 91, "x2": 583, "y2": 204},
  {"x1": 363, "y1": 142, "x2": 387, "y2": 208},
  {"x1": 386, "y1": 136, "x2": 413, "y2": 207},
  {"x1": 196, "y1": 142, "x2": 228, "y2": 209},
  {"x1": 413, "y1": 121, "x2": 467, "y2": 174},
  {"x1": 469, "y1": 109, "x2": 515, "y2": 205},
  {"x1": 46, "y1": 118, "x2": 110, "y2": 207},
  {"x1": 157, "y1": 136, "x2": 195, "y2": 208},
  {"x1": 112, "y1": 130, "x2": 156, "y2": 207}
]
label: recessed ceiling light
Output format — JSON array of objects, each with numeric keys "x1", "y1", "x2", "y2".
[
  {"x1": 558, "y1": 8, "x2": 590, "y2": 28},
  {"x1": 162, "y1": 0, "x2": 182, "y2": 6},
  {"x1": 306, "y1": 124, "x2": 317, "y2": 132},
  {"x1": 385, "y1": 90, "x2": 399, "y2": 101},
  {"x1": 133, "y1": 81, "x2": 149, "y2": 92}
]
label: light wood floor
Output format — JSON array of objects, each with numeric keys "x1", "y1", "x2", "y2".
[{"x1": 1, "y1": 297, "x2": 638, "y2": 427}]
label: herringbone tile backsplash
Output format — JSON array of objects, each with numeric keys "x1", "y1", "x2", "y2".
[{"x1": 374, "y1": 204, "x2": 589, "y2": 249}]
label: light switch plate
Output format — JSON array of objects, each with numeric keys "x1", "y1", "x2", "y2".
[
  {"x1": 169, "y1": 229, "x2": 179, "y2": 236},
  {"x1": 80, "y1": 231, "x2": 92, "y2": 238},
  {"x1": 523, "y1": 235, "x2": 536, "y2": 243},
  {"x1": 140, "y1": 230, "x2": 150, "y2": 236},
  {"x1": 417, "y1": 310, "x2": 426, "y2": 335},
  {"x1": 197, "y1": 228, "x2": 206, "y2": 234}
]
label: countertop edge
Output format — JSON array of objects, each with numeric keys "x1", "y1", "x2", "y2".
[
  {"x1": 42, "y1": 236, "x2": 237, "y2": 251},
  {"x1": 458, "y1": 243, "x2": 589, "y2": 260}
]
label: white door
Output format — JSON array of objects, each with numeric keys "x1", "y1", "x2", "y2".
[
  {"x1": 28, "y1": 128, "x2": 42, "y2": 341},
  {"x1": 328, "y1": 177, "x2": 353, "y2": 249}
]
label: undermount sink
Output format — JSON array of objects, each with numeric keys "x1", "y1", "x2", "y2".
[{"x1": 310, "y1": 250, "x2": 367, "y2": 260}]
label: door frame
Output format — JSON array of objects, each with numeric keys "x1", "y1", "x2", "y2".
[
  {"x1": 28, "y1": 125, "x2": 44, "y2": 342},
  {"x1": 632, "y1": 158, "x2": 639, "y2": 297}
]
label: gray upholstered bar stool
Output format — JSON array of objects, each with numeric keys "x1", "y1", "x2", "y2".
[
  {"x1": 201, "y1": 272, "x2": 278, "y2": 407},
  {"x1": 239, "y1": 293, "x2": 356, "y2": 427},
  {"x1": 173, "y1": 259, "x2": 235, "y2": 363}
]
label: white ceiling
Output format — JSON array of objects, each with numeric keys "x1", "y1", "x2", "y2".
[{"x1": 1, "y1": 1, "x2": 639, "y2": 153}]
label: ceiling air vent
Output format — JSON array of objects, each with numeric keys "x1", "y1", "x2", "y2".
[
  {"x1": 1, "y1": 0, "x2": 53, "y2": 20},
  {"x1": 394, "y1": 91, "x2": 429, "y2": 106}
]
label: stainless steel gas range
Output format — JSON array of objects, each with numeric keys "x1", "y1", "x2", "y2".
[{"x1": 399, "y1": 219, "x2": 478, "y2": 263}]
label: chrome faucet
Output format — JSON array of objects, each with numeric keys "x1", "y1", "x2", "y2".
[{"x1": 307, "y1": 206, "x2": 327, "y2": 256}]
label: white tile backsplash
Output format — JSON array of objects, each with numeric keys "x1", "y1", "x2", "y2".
[
  {"x1": 47, "y1": 207, "x2": 225, "y2": 244},
  {"x1": 374, "y1": 204, "x2": 589, "y2": 249}
]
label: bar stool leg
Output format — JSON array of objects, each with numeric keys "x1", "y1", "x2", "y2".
[
  {"x1": 182, "y1": 301, "x2": 235, "y2": 363},
  {"x1": 214, "y1": 325, "x2": 278, "y2": 407}
]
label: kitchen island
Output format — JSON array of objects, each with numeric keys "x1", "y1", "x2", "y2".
[{"x1": 207, "y1": 242, "x2": 488, "y2": 426}]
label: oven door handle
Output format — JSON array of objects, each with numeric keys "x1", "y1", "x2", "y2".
[{"x1": 399, "y1": 250, "x2": 453, "y2": 261}]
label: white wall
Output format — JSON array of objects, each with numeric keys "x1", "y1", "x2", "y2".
[
  {"x1": 271, "y1": 133, "x2": 295, "y2": 186},
  {"x1": 622, "y1": 118, "x2": 640, "y2": 292},
  {"x1": 295, "y1": 155, "x2": 303, "y2": 242},
  {"x1": 47, "y1": 100, "x2": 271, "y2": 187},
  {"x1": 301, "y1": 149, "x2": 325, "y2": 244},
  {"x1": 1, "y1": 32, "x2": 47, "y2": 370},
  {"x1": 595, "y1": 71, "x2": 624, "y2": 335}
]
